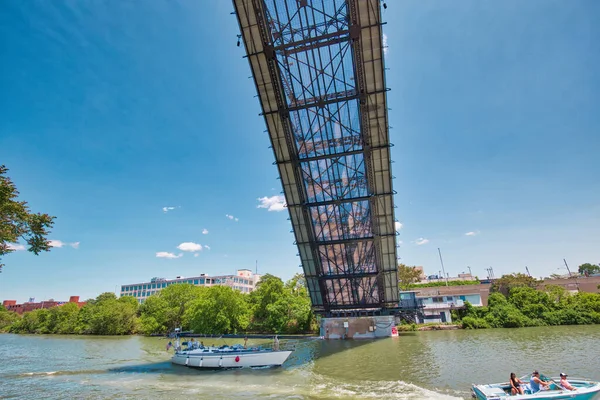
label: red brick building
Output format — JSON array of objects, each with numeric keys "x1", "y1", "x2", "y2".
[{"x1": 2, "y1": 296, "x2": 86, "y2": 315}]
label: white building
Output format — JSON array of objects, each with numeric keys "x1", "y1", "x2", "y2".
[
  {"x1": 120, "y1": 269, "x2": 261, "y2": 303},
  {"x1": 418, "y1": 293, "x2": 483, "y2": 323}
]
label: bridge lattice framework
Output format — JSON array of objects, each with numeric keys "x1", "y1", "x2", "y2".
[{"x1": 233, "y1": 0, "x2": 398, "y2": 315}]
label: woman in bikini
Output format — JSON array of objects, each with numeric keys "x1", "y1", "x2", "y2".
[{"x1": 510, "y1": 372, "x2": 526, "y2": 395}]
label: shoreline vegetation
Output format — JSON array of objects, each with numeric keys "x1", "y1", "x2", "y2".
[
  {"x1": 0, "y1": 274, "x2": 318, "y2": 336},
  {"x1": 2, "y1": 273, "x2": 600, "y2": 336}
]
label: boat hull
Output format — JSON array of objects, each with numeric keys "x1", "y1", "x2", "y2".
[
  {"x1": 472, "y1": 379, "x2": 600, "y2": 400},
  {"x1": 171, "y1": 350, "x2": 292, "y2": 369}
]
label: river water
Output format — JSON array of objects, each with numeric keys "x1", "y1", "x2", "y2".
[{"x1": 1, "y1": 326, "x2": 599, "y2": 399}]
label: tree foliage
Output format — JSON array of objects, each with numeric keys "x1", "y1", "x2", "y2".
[
  {"x1": 4, "y1": 274, "x2": 318, "y2": 335},
  {"x1": 246, "y1": 273, "x2": 315, "y2": 333},
  {"x1": 398, "y1": 264, "x2": 422, "y2": 290},
  {"x1": 0, "y1": 305, "x2": 20, "y2": 332},
  {"x1": 9, "y1": 292, "x2": 139, "y2": 335},
  {"x1": 0, "y1": 165, "x2": 56, "y2": 272},
  {"x1": 578, "y1": 263, "x2": 600, "y2": 276},
  {"x1": 186, "y1": 286, "x2": 250, "y2": 334},
  {"x1": 455, "y1": 286, "x2": 600, "y2": 329},
  {"x1": 490, "y1": 273, "x2": 538, "y2": 296}
]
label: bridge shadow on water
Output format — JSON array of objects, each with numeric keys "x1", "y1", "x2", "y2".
[{"x1": 107, "y1": 337, "x2": 379, "y2": 377}]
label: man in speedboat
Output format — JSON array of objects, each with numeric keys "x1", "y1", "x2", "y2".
[
  {"x1": 530, "y1": 370, "x2": 552, "y2": 393},
  {"x1": 559, "y1": 373, "x2": 576, "y2": 391}
]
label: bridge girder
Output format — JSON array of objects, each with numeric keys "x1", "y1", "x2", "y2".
[{"x1": 233, "y1": 0, "x2": 398, "y2": 314}]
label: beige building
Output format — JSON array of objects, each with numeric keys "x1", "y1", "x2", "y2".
[{"x1": 120, "y1": 269, "x2": 262, "y2": 303}]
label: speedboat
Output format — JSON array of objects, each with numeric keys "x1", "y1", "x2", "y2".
[
  {"x1": 472, "y1": 374, "x2": 600, "y2": 400},
  {"x1": 170, "y1": 337, "x2": 293, "y2": 369}
]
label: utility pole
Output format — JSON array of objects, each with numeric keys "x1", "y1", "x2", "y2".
[
  {"x1": 467, "y1": 266, "x2": 472, "y2": 276},
  {"x1": 564, "y1": 258, "x2": 580, "y2": 292},
  {"x1": 525, "y1": 266, "x2": 531, "y2": 277},
  {"x1": 437, "y1": 248, "x2": 448, "y2": 287},
  {"x1": 563, "y1": 259, "x2": 572, "y2": 277}
]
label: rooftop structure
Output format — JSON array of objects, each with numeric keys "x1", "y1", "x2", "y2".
[
  {"x1": 2, "y1": 296, "x2": 85, "y2": 315},
  {"x1": 120, "y1": 269, "x2": 261, "y2": 303}
]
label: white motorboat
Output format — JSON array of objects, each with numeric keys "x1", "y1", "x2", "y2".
[
  {"x1": 472, "y1": 374, "x2": 600, "y2": 400},
  {"x1": 170, "y1": 336, "x2": 293, "y2": 369}
]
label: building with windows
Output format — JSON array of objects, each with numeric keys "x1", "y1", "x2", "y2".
[
  {"x1": 398, "y1": 291, "x2": 483, "y2": 324},
  {"x1": 2, "y1": 296, "x2": 85, "y2": 315},
  {"x1": 120, "y1": 269, "x2": 261, "y2": 303},
  {"x1": 418, "y1": 293, "x2": 483, "y2": 323}
]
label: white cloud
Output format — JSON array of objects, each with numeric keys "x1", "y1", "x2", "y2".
[
  {"x1": 204, "y1": 245, "x2": 211, "y2": 250},
  {"x1": 48, "y1": 240, "x2": 79, "y2": 249},
  {"x1": 156, "y1": 252, "x2": 182, "y2": 259},
  {"x1": 395, "y1": 221, "x2": 403, "y2": 231},
  {"x1": 225, "y1": 214, "x2": 239, "y2": 222},
  {"x1": 257, "y1": 195, "x2": 286, "y2": 212},
  {"x1": 415, "y1": 238, "x2": 429, "y2": 246},
  {"x1": 177, "y1": 242, "x2": 203, "y2": 252},
  {"x1": 202, "y1": 229, "x2": 209, "y2": 235},
  {"x1": 194, "y1": 253, "x2": 199, "y2": 258},
  {"x1": 162, "y1": 206, "x2": 176, "y2": 213},
  {"x1": 397, "y1": 240, "x2": 403, "y2": 245},
  {"x1": 465, "y1": 231, "x2": 480, "y2": 236},
  {"x1": 382, "y1": 33, "x2": 388, "y2": 56},
  {"x1": 7, "y1": 243, "x2": 26, "y2": 251}
]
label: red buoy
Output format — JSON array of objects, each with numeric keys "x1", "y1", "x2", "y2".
[{"x1": 235, "y1": 356, "x2": 240, "y2": 362}]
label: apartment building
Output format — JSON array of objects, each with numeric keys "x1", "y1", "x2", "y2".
[{"x1": 120, "y1": 269, "x2": 261, "y2": 303}]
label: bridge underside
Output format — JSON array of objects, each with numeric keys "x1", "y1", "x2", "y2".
[{"x1": 234, "y1": 0, "x2": 398, "y2": 315}]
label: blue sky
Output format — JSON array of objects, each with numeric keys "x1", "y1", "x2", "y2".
[{"x1": 1, "y1": 1, "x2": 598, "y2": 303}]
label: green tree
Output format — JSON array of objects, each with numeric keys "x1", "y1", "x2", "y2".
[
  {"x1": 284, "y1": 274, "x2": 316, "y2": 333},
  {"x1": 81, "y1": 292, "x2": 139, "y2": 335},
  {"x1": 398, "y1": 264, "x2": 422, "y2": 290},
  {"x1": 545, "y1": 285, "x2": 568, "y2": 305},
  {"x1": 154, "y1": 283, "x2": 203, "y2": 331},
  {"x1": 186, "y1": 286, "x2": 249, "y2": 334},
  {"x1": 0, "y1": 305, "x2": 20, "y2": 332},
  {"x1": 0, "y1": 165, "x2": 56, "y2": 273},
  {"x1": 248, "y1": 274, "x2": 287, "y2": 332},
  {"x1": 578, "y1": 263, "x2": 600, "y2": 275},
  {"x1": 139, "y1": 295, "x2": 170, "y2": 335},
  {"x1": 491, "y1": 273, "x2": 538, "y2": 296},
  {"x1": 46, "y1": 302, "x2": 82, "y2": 334},
  {"x1": 9, "y1": 308, "x2": 52, "y2": 333}
]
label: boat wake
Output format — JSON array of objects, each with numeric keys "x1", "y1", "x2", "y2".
[
  {"x1": 305, "y1": 371, "x2": 463, "y2": 399},
  {"x1": 9, "y1": 369, "x2": 109, "y2": 378}
]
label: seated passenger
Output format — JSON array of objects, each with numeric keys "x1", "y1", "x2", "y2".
[
  {"x1": 530, "y1": 370, "x2": 551, "y2": 393},
  {"x1": 559, "y1": 373, "x2": 576, "y2": 391},
  {"x1": 510, "y1": 372, "x2": 525, "y2": 395}
]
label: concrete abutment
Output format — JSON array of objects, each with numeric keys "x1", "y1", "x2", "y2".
[{"x1": 320, "y1": 315, "x2": 396, "y2": 339}]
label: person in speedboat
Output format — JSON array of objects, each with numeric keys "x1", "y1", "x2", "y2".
[
  {"x1": 510, "y1": 372, "x2": 526, "y2": 395},
  {"x1": 559, "y1": 373, "x2": 576, "y2": 391},
  {"x1": 530, "y1": 370, "x2": 552, "y2": 393}
]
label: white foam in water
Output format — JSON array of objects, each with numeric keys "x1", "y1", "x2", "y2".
[
  {"x1": 308, "y1": 374, "x2": 462, "y2": 399},
  {"x1": 93, "y1": 364, "x2": 462, "y2": 399}
]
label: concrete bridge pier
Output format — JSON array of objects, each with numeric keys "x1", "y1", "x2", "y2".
[{"x1": 320, "y1": 315, "x2": 396, "y2": 339}]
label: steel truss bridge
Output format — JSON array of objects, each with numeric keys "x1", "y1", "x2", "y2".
[{"x1": 233, "y1": 0, "x2": 399, "y2": 316}]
